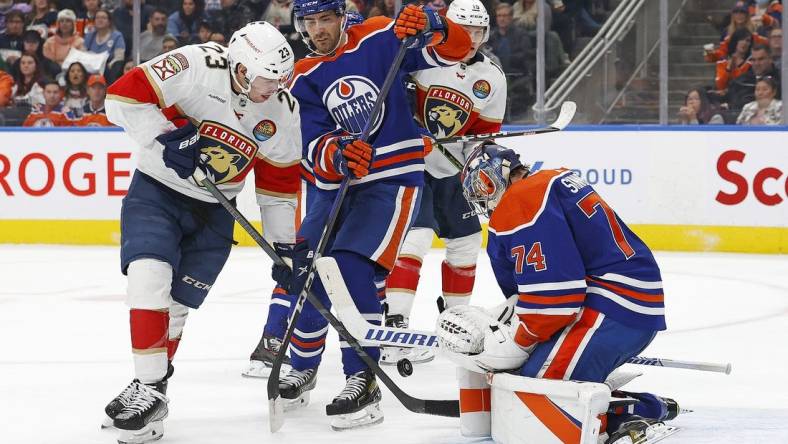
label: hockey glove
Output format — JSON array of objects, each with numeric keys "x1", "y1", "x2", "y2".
[
  {"x1": 394, "y1": 4, "x2": 447, "y2": 48},
  {"x1": 156, "y1": 122, "x2": 201, "y2": 179},
  {"x1": 271, "y1": 239, "x2": 312, "y2": 294},
  {"x1": 327, "y1": 137, "x2": 374, "y2": 179}
]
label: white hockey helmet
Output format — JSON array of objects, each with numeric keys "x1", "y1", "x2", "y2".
[
  {"x1": 227, "y1": 21, "x2": 295, "y2": 95},
  {"x1": 447, "y1": 0, "x2": 490, "y2": 43}
]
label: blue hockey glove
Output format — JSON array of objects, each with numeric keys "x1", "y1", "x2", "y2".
[
  {"x1": 156, "y1": 122, "x2": 201, "y2": 179},
  {"x1": 271, "y1": 239, "x2": 312, "y2": 294}
]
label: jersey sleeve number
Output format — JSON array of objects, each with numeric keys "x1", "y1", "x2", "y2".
[
  {"x1": 277, "y1": 90, "x2": 296, "y2": 113},
  {"x1": 576, "y1": 191, "x2": 635, "y2": 259},
  {"x1": 511, "y1": 242, "x2": 547, "y2": 274},
  {"x1": 198, "y1": 44, "x2": 228, "y2": 70}
]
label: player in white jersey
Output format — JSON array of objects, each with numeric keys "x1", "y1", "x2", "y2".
[
  {"x1": 101, "y1": 21, "x2": 301, "y2": 444},
  {"x1": 382, "y1": 0, "x2": 506, "y2": 365}
]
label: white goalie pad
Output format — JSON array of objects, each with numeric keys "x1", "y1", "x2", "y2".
[{"x1": 490, "y1": 373, "x2": 610, "y2": 444}]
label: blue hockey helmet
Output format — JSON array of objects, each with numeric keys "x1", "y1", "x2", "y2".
[
  {"x1": 461, "y1": 141, "x2": 528, "y2": 217},
  {"x1": 293, "y1": 0, "x2": 347, "y2": 54}
]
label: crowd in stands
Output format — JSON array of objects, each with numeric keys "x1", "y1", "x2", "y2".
[{"x1": 680, "y1": 0, "x2": 783, "y2": 125}]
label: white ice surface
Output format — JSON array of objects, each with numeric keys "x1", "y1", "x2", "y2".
[{"x1": 1, "y1": 246, "x2": 787, "y2": 443}]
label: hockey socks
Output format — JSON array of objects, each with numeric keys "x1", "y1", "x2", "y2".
[
  {"x1": 441, "y1": 261, "x2": 476, "y2": 307},
  {"x1": 130, "y1": 309, "x2": 169, "y2": 384}
]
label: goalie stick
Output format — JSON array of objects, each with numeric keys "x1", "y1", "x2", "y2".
[
  {"x1": 316, "y1": 257, "x2": 733, "y2": 375},
  {"x1": 434, "y1": 101, "x2": 577, "y2": 171}
]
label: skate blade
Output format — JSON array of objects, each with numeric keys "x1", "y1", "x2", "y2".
[
  {"x1": 269, "y1": 398, "x2": 285, "y2": 433},
  {"x1": 101, "y1": 414, "x2": 115, "y2": 429},
  {"x1": 613, "y1": 424, "x2": 681, "y2": 444},
  {"x1": 117, "y1": 420, "x2": 164, "y2": 444},
  {"x1": 283, "y1": 391, "x2": 310, "y2": 412},
  {"x1": 380, "y1": 348, "x2": 435, "y2": 365},
  {"x1": 330, "y1": 403, "x2": 384, "y2": 431},
  {"x1": 241, "y1": 360, "x2": 273, "y2": 378}
]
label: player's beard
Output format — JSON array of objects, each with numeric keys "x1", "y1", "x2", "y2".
[{"x1": 312, "y1": 30, "x2": 342, "y2": 55}]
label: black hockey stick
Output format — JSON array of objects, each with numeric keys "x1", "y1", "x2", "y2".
[
  {"x1": 191, "y1": 175, "x2": 460, "y2": 422},
  {"x1": 261, "y1": 37, "x2": 429, "y2": 431},
  {"x1": 433, "y1": 101, "x2": 577, "y2": 171}
]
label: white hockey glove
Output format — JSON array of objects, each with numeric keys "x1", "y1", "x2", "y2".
[{"x1": 436, "y1": 304, "x2": 531, "y2": 374}]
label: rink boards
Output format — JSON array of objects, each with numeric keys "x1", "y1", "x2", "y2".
[{"x1": 0, "y1": 126, "x2": 785, "y2": 253}]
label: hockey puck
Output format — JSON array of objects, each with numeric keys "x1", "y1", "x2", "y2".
[{"x1": 397, "y1": 358, "x2": 413, "y2": 377}]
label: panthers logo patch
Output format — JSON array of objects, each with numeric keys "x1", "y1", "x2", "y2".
[
  {"x1": 472, "y1": 80, "x2": 491, "y2": 99},
  {"x1": 423, "y1": 86, "x2": 473, "y2": 139},
  {"x1": 253, "y1": 119, "x2": 277, "y2": 141},
  {"x1": 198, "y1": 121, "x2": 258, "y2": 184},
  {"x1": 323, "y1": 76, "x2": 384, "y2": 136}
]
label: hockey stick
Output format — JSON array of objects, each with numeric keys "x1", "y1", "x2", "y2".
[
  {"x1": 434, "y1": 101, "x2": 577, "y2": 171},
  {"x1": 317, "y1": 257, "x2": 733, "y2": 375},
  {"x1": 263, "y1": 37, "x2": 439, "y2": 431}
]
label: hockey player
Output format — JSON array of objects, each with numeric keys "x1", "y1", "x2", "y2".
[
  {"x1": 382, "y1": 0, "x2": 506, "y2": 366},
  {"x1": 102, "y1": 21, "x2": 301, "y2": 443},
  {"x1": 440, "y1": 142, "x2": 679, "y2": 442},
  {"x1": 271, "y1": 0, "x2": 472, "y2": 430}
]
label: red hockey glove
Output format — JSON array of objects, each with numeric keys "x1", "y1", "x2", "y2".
[{"x1": 394, "y1": 4, "x2": 447, "y2": 48}]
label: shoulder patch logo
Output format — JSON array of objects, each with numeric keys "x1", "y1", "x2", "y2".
[
  {"x1": 423, "y1": 86, "x2": 473, "y2": 138},
  {"x1": 322, "y1": 76, "x2": 383, "y2": 135},
  {"x1": 253, "y1": 119, "x2": 277, "y2": 141},
  {"x1": 151, "y1": 53, "x2": 190, "y2": 81},
  {"x1": 472, "y1": 80, "x2": 491, "y2": 99}
]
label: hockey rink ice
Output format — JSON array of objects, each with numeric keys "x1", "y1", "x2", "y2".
[{"x1": 1, "y1": 245, "x2": 787, "y2": 443}]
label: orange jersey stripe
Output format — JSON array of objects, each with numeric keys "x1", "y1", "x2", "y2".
[
  {"x1": 519, "y1": 293, "x2": 586, "y2": 306},
  {"x1": 376, "y1": 187, "x2": 417, "y2": 270},
  {"x1": 489, "y1": 169, "x2": 569, "y2": 233},
  {"x1": 516, "y1": 392, "x2": 582, "y2": 443},
  {"x1": 587, "y1": 278, "x2": 664, "y2": 303}
]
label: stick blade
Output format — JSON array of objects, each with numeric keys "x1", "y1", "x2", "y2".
[
  {"x1": 551, "y1": 101, "x2": 577, "y2": 130},
  {"x1": 268, "y1": 398, "x2": 285, "y2": 433}
]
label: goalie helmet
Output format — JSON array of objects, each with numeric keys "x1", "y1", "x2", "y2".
[
  {"x1": 293, "y1": 0, "x2": 347, "y2": 54},
  {"x1": 447, "y1": 0, "x2": 490, "y2": 43},
  {"x1": 461, "y1": 141, "x2": 527, "y2": 217},
  {"x1": 227, "y1": 21, "x2": 294, "y2": 96}
]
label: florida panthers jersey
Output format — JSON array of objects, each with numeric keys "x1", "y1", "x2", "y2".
[
  {"x1": 105, "y1": 43, "x2": 302, "y2": 210},
  {"x1": 290, "y1": 17, "x2": 470, "y2": 191},
  {"x1": 487, "y1": 169, "x2": 666, "y2": 349},
  {"x1": 412, "y1": 52, "x2": 506, "y2": 178}
]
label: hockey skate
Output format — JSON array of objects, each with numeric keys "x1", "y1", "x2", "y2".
[
  {"x1": 103, "y1": 364, "x2": 172, "y2": 429},
  {"x1": 278, "y1": 367, "x2": 317, "y2": 411},
  {"x1": 326, "y1": 369, "x2": 384, "y2": 431},
  {"x1": 605, "y1": 417, "x2": 680, "y2": 444},
  {"x1": 114, "y1": 380, "x2": 169, "y2": 444},
  {"x1": 379, "y1": 314, "x2": 435, "y2": 366},
  {"x1": 241, "y1": 334, "x2": 291, "y2": 378}
]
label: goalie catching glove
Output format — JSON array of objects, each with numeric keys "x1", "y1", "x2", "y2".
[{"x1": 436, "y1": 304, "x2": 531, "y2": 373}]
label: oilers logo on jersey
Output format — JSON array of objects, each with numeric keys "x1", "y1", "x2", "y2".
[
  {"x1": 423, "y1": 86, "x2": 473, "y2": 138},
  {"x1": 198, "y1": 121, "x2": 258, "y2": 184},
  {"x1": 322, "y1": 75, "x2": 384, "y2": 135}
]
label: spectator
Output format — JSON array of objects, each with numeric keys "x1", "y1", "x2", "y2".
[
  {"x1": 489, "y1": 3, "x2": 532, "y2": 75},
  {"x1": 768, "y1": 27, "x2": 782, "y2": 65},
  {"x1": 27, "y1": 0, "x2": 58, "y2": 29},
  {"x1": 209, "y1": 30, "x2": 225, "y2": 45},
  {"x1": 63, "y1": 60, "x2": 88, "y2": 113},
  {"x1": 10, "y1": 53, "x2": 45, "y2": 106},
  {"x1": 207, "y1": 0, "x2": 253, "y2": 39},
  {"x1": 122, "y1": 57, "x2": 135, "y2": 74},
  {"x1": 366, "y1": 0, "x2": 395, "y2": 18},
  {"x1": 0, "y1": 10, "x2": 25, "y2": 54},
  {"x1": 167, "y1": 0, "x2": 204, "y2": 45},
  {"x1": 705, "y1": 3, "x2": 768, "y2": 63},
  {"x1": 83, "y1": 9, "x2": 125, "y2": 82},
  {"x1": 76, "y1": 73, "x2": 111, "y2": 125},
  {"x1": 714, "y1": 28, "x2": 753, "y2": 94},
  {"x1": 193, "y1": 19, "x2": 212, "y2": 44},
  {"x1": 113, "y1": 0, "x2": 153, "y2": 57},
  {"x1": 76, "y1": 0, "x2": 102, "y2": 36},
  {"x1": 22, "y1": 79, "x2": 72, "y2": 126},
  {"x1": 0, "y1": 0, "x2": 27, "y2": 35},
  {"x1": 43, "y1": 9, "x2": 85, "y2": 66},
  {"x1": 728, "y1": 44, "x2": 781, "y2": 112},
  {"x1": 514, "y1": 0, "x2": 551, "y2": 31},
  {"x1": 677, "y1": 88, "x2": 724, "y2": 124},
  {"x1": 139, "y1": 9, "x2": 168, "y2": 61},
  {"x1": 262, "y1": 0, "x2": 293, "y2": 33},
  {"x1": 161, "y1": 34, "x2": 178, "y2": 53},
  {"x1": 348, "y1": 0, "x2": 367, "y2": 17},
  {"x1": 737, "y1": 76, "x2": 782, "y2": 124},
  {"x1": 20, "y1": 29, "x2": 60, "y2": 78},
  {"x1": 0, "y1": 67, "x2": 12, "y2": 106}
]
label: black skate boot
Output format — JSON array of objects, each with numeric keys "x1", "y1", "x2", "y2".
[
  {"x1": 326, "y1": 369, "x2": 384, "y2": 431},
  {"x1": 242, "y1": 334, "x2": 291, "y2": 378},
  {"x1": 278, "y1": 367, "x2": 317, "y2": 411},
  {"x1": 114, "y1": 380, "x2": 169, "y2": 444},
  {"x1": 102, "y1": 364, "x2": 173, "y2": 429},
  {"x1": 606, "y1": 416, "x2": 680, "y2": 444},
  {"x1": 380, "y1": 314, "x2": 434, "y2": 366}
]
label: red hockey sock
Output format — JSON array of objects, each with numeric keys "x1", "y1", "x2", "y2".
[{"x1": 442, "y1": 261, "x2": 476, "y2": 306}]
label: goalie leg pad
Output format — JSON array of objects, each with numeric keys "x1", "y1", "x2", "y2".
[
  {"x1": 457, "y1": 367, "x2": 491, "y2": 437},
  {"x1": 490, "y1": 373, "x2": 610, "y2": 444}
]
